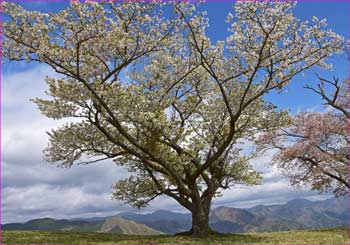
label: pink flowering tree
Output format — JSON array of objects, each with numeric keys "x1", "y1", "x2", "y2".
[{"x1": 256, "y1": 67, "x2": 350, "y2": 196}]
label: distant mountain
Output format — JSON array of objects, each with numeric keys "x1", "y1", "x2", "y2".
[
  {"x1": 248, "y1": 197, "x2": 350, "y2": 229},
  {"x1": 119, "y1": 210, "x2": 191, "y2": 235},
  {"x1": 209, "y1": 206, "x2": 305, "y2": 233},
  {"x1": 71, "y1": 216, "x2": 115, "y2": 222},
  {"x1": 3, "y1": 218, "x2": 104, "y2": 232},
  {"x1": 100, "y1": 217, "x2": 163, "y2": 235},
  {"x1": 3, "y1": 197, "x2": 348, "y2": 235},
  {"x1": 115, "y1": 197, "x2": 349, "y2": 234},
  {"x1": 3, "y1": 217, "x2": 163, "y2": 235}
]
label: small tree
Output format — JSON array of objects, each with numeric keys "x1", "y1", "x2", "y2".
[
  {"x1": 256, "y1": 71, "x2": 350, "y2": 196},
  {"x1": 2, "y1": 1, "x2": 343, "y2": 236}
]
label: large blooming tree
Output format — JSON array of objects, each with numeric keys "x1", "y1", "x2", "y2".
[{"x1": 2, "y1": 1, "x2": 344, "y2": 236}]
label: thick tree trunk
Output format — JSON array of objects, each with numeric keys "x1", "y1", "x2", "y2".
[
  {"x1": 175, "y1": 195, "x2": 215, "y2": 237},
  {"x1": 189, "y1": 189, "x2": 218, "y2": 237},
  {"x1": 191, "y1": 205, "x2": 211, "y2": 236},
  {"x1": 173, "y1": 183, "x2": 218, "y2": 237}
]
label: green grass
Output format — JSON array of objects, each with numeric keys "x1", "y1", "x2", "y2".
[{"x1": 2, "y1": 228, "x2": 349, "y2": 244}]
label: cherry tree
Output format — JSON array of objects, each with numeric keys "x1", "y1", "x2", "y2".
[
  {"x1": 2, "y1": 1, "x2": 344, "y2": 236},
  {"x1": 255, "y1": 36, "x2": 349, "y2": 197},
  {"x1": 255, "y1": 110, "x2": 349, "y2": 196}
]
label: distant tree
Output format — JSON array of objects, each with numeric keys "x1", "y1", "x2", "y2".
[
  {"x1": 255, "y1": 71, "x2": 350, "y2": 196},
  {"x1": 2, "y1": 1, "x2": 344, "y2": 236}
]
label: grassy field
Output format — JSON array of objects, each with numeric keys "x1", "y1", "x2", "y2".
[{"x1": 2, "y1": 228, "x2": 349, "y2": 244}]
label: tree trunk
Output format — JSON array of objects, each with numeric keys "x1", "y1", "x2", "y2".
[
  {"x1": 191, "y1": 204, "x2": 211, "y2": 237},
  {"x1": 173, "y1": 184, "x2": 218, "y2": 237}
]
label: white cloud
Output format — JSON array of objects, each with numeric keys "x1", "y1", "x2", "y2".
[
  {"x1": 1, "y1": 65, "x2": 133, "y2": 223},
  {"x1": 2, "y1": 184, "x2": 123, "y2": 223}
]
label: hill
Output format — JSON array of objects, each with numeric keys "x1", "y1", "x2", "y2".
[
  {"x1": 119, "y1": 210, "x2": 191, "y2": 234},
  {"x1": 100, "y1": 217, "x2": 163, "y2": 235},
  {"x1": 2, "y1": 228, "x2": 349, "y2": 244},
  {"x1": 3, "y1": 217, "x2": 163, "y2": 235},
  {"x1": 248, "y1": 197, "x2": 350, "y2": 229},
  {"x1": 210, "y1": 206, "x2": 305, "y2": 233},
  {"x1": 2, "y1": 218, "x2": 103, "y2": 232}
]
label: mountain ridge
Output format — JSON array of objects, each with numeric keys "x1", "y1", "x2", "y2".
[
  {"x1": 3, "y1": 216, "x2": 163, "y2": 235},
  {"x1": 3, "y1": 197, "x2": 349, "y2": 234}
]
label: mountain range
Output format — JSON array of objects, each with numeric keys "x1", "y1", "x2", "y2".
[
  {"x1": 3, "y1": 197, "x2": 349, "y2": 235},
  {"x1": 3, "y1": 216, "x2": 163, "y2": 235}
]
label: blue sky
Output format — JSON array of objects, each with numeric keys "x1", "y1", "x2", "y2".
[
  {"x1": 1, "y1": 1, "x2": 349, "y2": 223},
  {"x1": 4, "y1": 1, "x2": 350, "y2": 112},
  {"x1": 201, "y1": 1, "x2": 350, "y2": 113}
]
